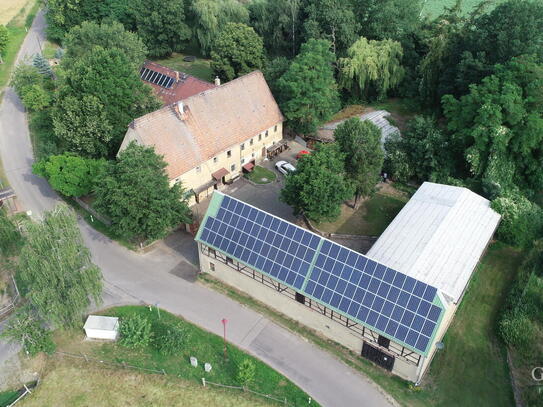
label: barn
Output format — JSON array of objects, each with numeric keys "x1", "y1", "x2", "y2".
[{"x1": 195, "y1": 182, "x2": 500, "y2": 382}]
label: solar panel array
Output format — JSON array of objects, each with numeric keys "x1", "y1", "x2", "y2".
[
  {"x1": 197, "y1": 193, "x2": 444, "y2": 353},
  {"x1": 305, "y1": 240, "x2": 441, "y2": 353},
  {"x1": 199, "y1": 195, "x2": 321, "y2": 290},
  {"x1": 140, "y1": 67, "x2": 174, "y2": 88}
]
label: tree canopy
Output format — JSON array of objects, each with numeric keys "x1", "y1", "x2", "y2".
[
  {"x1": 18, "y1": 204, "x2": 102, "y2": 327},
  {"x1": 277, "y1": 39, "x2": 339, "y2": 134},
  {"x1": 33, "y1": 153, "x2": 105, "y2": 197},
  {"x1": 334, "y1": 118, "x2": 384, "y2": 203},
  {"x1": 210, "y1": 23, "x2": 264, "y2": 81},
  {"x1": 0, "y1": 25, "x2": 8, "y2": 62},
  {"x1": 281, "y1": 143, "x2": 353, "y2": 222},
  {"x1": 94, "y1": 143, "x2": 192, "y2": 242},
  {"x1": 339, "y1": 37, "x2": 404, "y2": 100},
  {"x1": 0, "y1": 209, "x2": 23, "y2": 257},
  {"x1": 54, "y1": 46, "x2": 160, "y2": 156},
  {"x1": 190, "y1": 0, "x2": 249, "y2": 56},
  {"x1": 442, "y1": 57, "x2": 543, "y2": 196},
  {"x1": 63, "y1": 21, "x2": 147, "y2": 68}
]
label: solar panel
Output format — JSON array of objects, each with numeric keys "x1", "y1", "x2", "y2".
[
  {"x1": 196, "y1": 193, "x2": 444, "y2": 354},
  {"x1": 139, "y1": 67, "x2": 175, "y2": 89},
  {"x1": 198, "y1": 195, "x2": 319, "y2": 290},
  {"x1": 305, "y1": 240, "x2": 441, "y2": 352}
]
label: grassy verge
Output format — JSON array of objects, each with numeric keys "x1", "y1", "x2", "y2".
[
  {"x1": 20, "y1": 358, "x2": 276, "y2": 407},
  {"x1": 0, "y1": 0, "x2": 39, "y2": 90},
  {"x1": 52, "y1": 306, "x2": 317, "y2": 407},
  {"x1": 42, "y1": 40, "x2": 59, "y2": 60},
  {"x1": 199, "y1": 243, "x2": 521, "y2": 406},
  {"x1": 245, "y1": 166, "x2": 276, "y2": 184},
  {"x1": 316, "y1": 190, "x2": 408, "y2": 236},
  {"x1": 154, "y1": 52, "x2": 213, "y2": 82}
]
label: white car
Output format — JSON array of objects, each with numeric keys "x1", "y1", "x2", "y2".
[{"x1": 275, "y1": 160, "x2": 296, "y2": 175}]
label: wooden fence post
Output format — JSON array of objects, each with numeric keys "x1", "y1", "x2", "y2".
[{"x1": 201, "y1": 378, "x2": 206, "y2": 387}]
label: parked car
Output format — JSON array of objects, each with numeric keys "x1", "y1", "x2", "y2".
[
  {"x1": 296, "y1": 150, "x2": 311, "y2": 160},
  {"x1": 275, "y1": 160, "x2": 296, "y2": 175}
]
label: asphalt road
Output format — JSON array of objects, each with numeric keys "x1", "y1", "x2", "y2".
[{"x1": 0, "y1": 10, "x2": 394, "y2": 407}]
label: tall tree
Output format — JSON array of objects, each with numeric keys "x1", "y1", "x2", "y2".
[
  {"x1": 33, "y1": 153, "x2": 106, "y2": 197},
  {"x1": 18, "y1": 204, "x2": 102, "y2": 327},
  {"x1": 20, "y1": 84, "x2": 51, "y2": 112},
  {"x1": 94, "y1": 143, "x2": 192, "y2": 243},
  {"x1": 281, "y1": 143, "x2": 353, "y2": 222},
  {"x1": 248, "y1": 0, "x2": 301, "y2": 56},
  {"x1": 302, "y1": 0, "x2": 358, "y2": 56},
  {"x1": 442, "y1": 57, "x2": 543, "y2": 196},
  {"x1": 63, "y1": 21, "x2": 147, "y2": 69},
  {"x1": 129, "y1": 0, "x2": 191, "y2": 58},
  {"x1": 55, "y1": 46, "x2": 161, "y2": 156},
  {"x1": 352, "y1": 0, "x2": 423, "y2": 41},
  {"x1": 52, "y1": 95, "x2": 113, "y2": 158},
  {"x1": 211, "y1": 23, "x2": 264, "y2": 81},
  {"x1": 277, "y1": 39, "x2": 339, "y2": 134},
  {"x1": 190, "y1": 0, "x2": 249, "y2": 56},
  {"x1": 334, "y1": 118, "x2": 384, "y2": 205},
  {"x1": 0, "y1": 25, "x2": 9, "y2": 64},
  {"x1": 339, "y1": 37, "x2": 404, "y2": 100},
  {"x1": 32, "y1": 53, "x2": 53, "y2": 77}
]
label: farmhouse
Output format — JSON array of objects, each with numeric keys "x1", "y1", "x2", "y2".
[
  {"x1": 195, "y1": 183, "x2": 500, "y2": 382},
  {"x1": 119, "y1": 71, "x2": 284, "y2": 205}
]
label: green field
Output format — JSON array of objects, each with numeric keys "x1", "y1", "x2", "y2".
[
  {"x1": 422, "y1": 0, "x2": 504, "y2": 18},
  {"x1": 53, "y1": 306, "x2": 317, "y2": 407},
  {"x1": 154, "y1": 53, "x2": 214, "y2": 82},
  {"x1": 20, "y1": 360, "x2": 275, "y2": 407},
  {"x1": 316, "y1": 190, "x2": 408, "y2": 236}
]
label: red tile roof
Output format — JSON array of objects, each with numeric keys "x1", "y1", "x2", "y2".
[
  {"x1": 121, "y1": 71, "x2": 284, "y2": 180},
  {"x1": 141, "y1": 61, "x2": 216, "y2": 106}
]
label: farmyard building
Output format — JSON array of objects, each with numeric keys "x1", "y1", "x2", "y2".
[{"x1": 195, "y1": 183, "x2": 500, "y2": 382}]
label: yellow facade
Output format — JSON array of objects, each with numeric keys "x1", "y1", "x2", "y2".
[{"x1": 172, "y1": 122, "x2": 283, "y2": 205}]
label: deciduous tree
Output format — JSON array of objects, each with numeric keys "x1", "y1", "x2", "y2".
[
  {"x1": 0, "y1": 208, "x2": 23, "y2": 257},
  {"x1": 277, "y1": 39, "x2": 339, "y2": 134},
  {"x1": 210, "y1": 23, "x2": 264, "y2": 81},
  {"x1": 339, "y1": 37, "x2": 404, "y2": 100},
  {"x1": 63, "y1": 21, "x2": 147, "y2": 69},
  {"x1": 94, "y1": 143, "x2": 192, "y2": 243},
  {"x1": 334, "y1": 118, "x2": 384, "y2": 205},
  {"x1": 33, "y1": 153, "x2": 106, "y2": 197},
  {"x1": 281, "y1": 143, "x2": 353, "y2": 222},
  {"x1": 190, "y1": 0, "x2": 249, "y2": 56},
  {"x1": 52, "y1": 95, "x2": 113, "y2": 158},
  {"x1": 20, "y1": 84, "x2": 51, "y2": 111},
  {"x1": 18, "y1": 204, "x2": 102, "y2": 327},
  {"x1": 56, "y1": 46, "x2": 160, "y2": 155}
]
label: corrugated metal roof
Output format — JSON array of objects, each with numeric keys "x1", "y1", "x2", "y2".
[{"x1": 367, "y1": 182, "x2": 501, "y2": 303}]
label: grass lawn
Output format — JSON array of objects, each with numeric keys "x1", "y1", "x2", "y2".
[
  {"x1": 200, "y1": 242, "x2": 522, "y2": 407},
  {"x1": 42, "y1": 40, "x2": 59, "y2": 59},
  {"x1": 0, "y1": 0, "x2": 39, "y2": 90},
  {"x1": 20, "y1": 359, "x2": 275, "y2": 407},
  {"x1": 422, "y1": 0, "x2": 504, "y2": 18},
  {"x1": 316, "y1": 189, "x2": 408, "y2": 236},
  {"x1": 245, "y1": 166, "x2": 276, "y2": 184},
  {"x1": 54, "y1": 306, "x2": 317, "y2": 407},
  {"x1": 154, "y1": 52, "x2": 214, "y2": 82}
]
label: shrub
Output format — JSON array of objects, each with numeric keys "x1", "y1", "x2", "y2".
[
  {"x1": 498, "y1": 309, "x2": 534, "y2": 352},
  {"x1": 152, "y1": 322, "x2": 188, "y2": 355},
  {"x1": 237, "y1": 359, "x2": 256, "y2": 387},
  {"x1": 21, "y1": 84, "x2": 51, "y2": 111},
  {"x1": 11, "y1": 64, "x2": 42, "y2": 96},
  {"x1": 491, "y1": 193, "x2": 543, "y2": 248},
  {"x1": 119, "y1": 315, "x2": 152, "y2": 348}
]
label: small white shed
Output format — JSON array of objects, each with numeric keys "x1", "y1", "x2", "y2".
[{"x1": 83, "y1": 315, "x2": 119, "y2": 340}]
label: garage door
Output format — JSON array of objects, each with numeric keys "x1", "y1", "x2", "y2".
[{"x1": 361, "y1": 342, "x2": 395, "y2": 371}]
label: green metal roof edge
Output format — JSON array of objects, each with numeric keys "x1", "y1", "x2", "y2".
[
  {"x1": 195, "y1": 191, "x2": 445, "y2": 356},
  {"x1": 195, "y1": 191, "x2": 223, "y2": 242}
]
